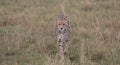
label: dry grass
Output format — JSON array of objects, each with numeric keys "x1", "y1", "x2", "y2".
[{"x1": 0, "y1": 0, "x2": 120, "y2": 65}]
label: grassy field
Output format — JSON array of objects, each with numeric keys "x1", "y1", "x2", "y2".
[{"x1": 0, "y1": 0, "x2": 120, "y2": 65}]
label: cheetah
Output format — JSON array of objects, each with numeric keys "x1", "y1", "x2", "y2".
[{"x1": 55, "y1": 14, "x2": 70, "y2": 60}]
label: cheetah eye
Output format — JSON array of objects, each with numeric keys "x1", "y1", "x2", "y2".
[
  {"x1": 63, "y1": 24, "x2": 65, "y2": 25},
  {"x1": 58, "y1": 24, "x2": 60, "y2": 25}
]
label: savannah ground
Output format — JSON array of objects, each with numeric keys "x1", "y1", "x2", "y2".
[{"x1": 0, "y1": 0, "x2": 120, "y2": 65}]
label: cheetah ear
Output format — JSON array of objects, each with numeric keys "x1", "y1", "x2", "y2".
[
  {"x1": 56, "y1": 15, "x2": 61, "y2": 21},
  {"x1": 65, "y1": 16, "x2": 70, "y2": 26},
  {"x1": 65, "y1": 16, "x2": 69, "y2": 21},
  {"x1": 64, "y1": 16, "x2": 68, "y2": 20},
  {"x1": 56, "y1": 16, "x2": 60, "y2": 24},
  {"x1": 67, "y1": 18, "x2": 70, "y2": 27}
]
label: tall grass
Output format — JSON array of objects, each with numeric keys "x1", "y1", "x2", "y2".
[{"x1": 0, "y1": 0, "x2": 120, "y2": 65}]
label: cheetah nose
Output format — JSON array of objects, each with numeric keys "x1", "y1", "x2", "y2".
[{"x1": 61, "y1": 28, "x2": 63, "y2": 30}]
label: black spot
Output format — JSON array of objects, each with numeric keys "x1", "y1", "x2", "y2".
[
  {"x1": 59, "y1": 44, "x2": 63, "y2": 47},
  {"x1": 65, "y1": 40, "x2": 69, "y2": 42},
  {"x1": 58, "y1": 39, "x2": 62, "y2": 42}
]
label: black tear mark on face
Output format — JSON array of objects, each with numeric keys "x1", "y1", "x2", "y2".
[{"x1": 58, "y1": 29, "x2": 65, "y2": 34}]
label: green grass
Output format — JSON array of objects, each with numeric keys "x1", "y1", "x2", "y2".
[{"x1": 0, "y1": 0, "x2": 120, "y2": 65}]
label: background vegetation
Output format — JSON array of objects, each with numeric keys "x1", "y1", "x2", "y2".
[{"x1": 0, "y1": 0, "x2": 120, "y2": 65}]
